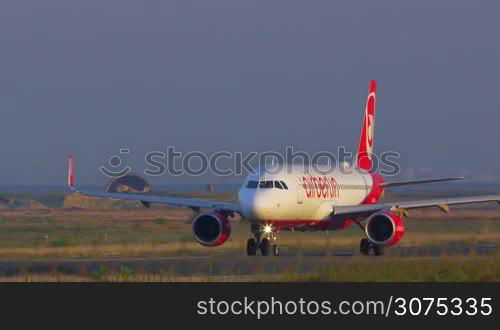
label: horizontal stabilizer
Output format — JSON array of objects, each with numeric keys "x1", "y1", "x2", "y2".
[{"x1": 381, "y1": 177, "x2": 464, "y2": 188}]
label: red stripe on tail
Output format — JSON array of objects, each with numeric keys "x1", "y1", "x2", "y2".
[{"x1": 357, "y1": 80, "x2": 377, "y2": 171}]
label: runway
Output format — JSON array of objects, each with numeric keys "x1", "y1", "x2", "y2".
[{"x1": 0, "y1": 242, "x2": 496, "y2": 278}]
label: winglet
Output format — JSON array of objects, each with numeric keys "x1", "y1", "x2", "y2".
[{"x1": 68, "y1": 155, "x2": 75, "y2": 190}]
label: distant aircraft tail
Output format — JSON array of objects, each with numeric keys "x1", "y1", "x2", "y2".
[
  {"x1": 357, "y1": 80, "x2": 377, "y2": 171},
  {"x1": 68, "y1": 155, "x2": 75, "y2": 190}
]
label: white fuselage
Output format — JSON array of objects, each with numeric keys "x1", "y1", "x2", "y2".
[{"x1": 237, "y1": 165, "x2": 374, "y2": 223}]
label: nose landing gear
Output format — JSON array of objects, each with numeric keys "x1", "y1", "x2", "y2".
[
  {"x1": 247, "y1": 224, "x2": 280, "y2": 256},
  {"x1": 260, "y1": 237, "x2": 280, "y2": 256},
  {"x1": 246, "y1": 238, "x2": 258, "y2": 256}
]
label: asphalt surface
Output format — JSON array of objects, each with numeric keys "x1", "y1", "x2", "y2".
[{"x1": 0, "y1": 242, "x2": 496, "y2": 277}]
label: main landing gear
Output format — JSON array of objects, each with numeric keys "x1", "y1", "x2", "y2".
[
  {"x1": 353, "y1": 219, "x2": 384, "y2": 256},
  {"x1": 359, "y1": 238, "x2": 384, "y2": 256},
  {"x1": 247, "y1": 224, "x2": 280, "y2": 256}
]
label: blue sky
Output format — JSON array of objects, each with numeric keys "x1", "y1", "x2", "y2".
[{"x1": 0, "y1": 0, "x2": 498, "y2": 184}]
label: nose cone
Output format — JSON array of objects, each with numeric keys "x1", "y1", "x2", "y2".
[{"x1": 239, "y1": 190, "x2": 274, "y2": 220}]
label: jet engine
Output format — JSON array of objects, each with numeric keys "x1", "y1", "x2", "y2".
[
  {"x1": 365, "y1": 211, "x2": 405, "y2": 247},
  {"x1": 192, "y1": 212, "x2": 231, "y2": 247}
]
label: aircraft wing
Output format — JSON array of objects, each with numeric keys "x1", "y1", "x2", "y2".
[
  {"x1": 67, "y1": 156, "x2": 239, "y2": 213},
  {"x1": 74, "y1": 189, "x2": 240, "y2": 213},
  {"x1": 333, "y1": 195, "x2": 500, "y2": 219},
  {"x1": 380, "y1": 177, "x2": 464, "y2": 188}
]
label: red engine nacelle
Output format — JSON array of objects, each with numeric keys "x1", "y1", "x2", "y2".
[
  {"x1": 192, "y1": 212, "x2": 231, "y2": 247},
  {"x1": 365, "y1": 211, "x2": 405, "y2": 247}
]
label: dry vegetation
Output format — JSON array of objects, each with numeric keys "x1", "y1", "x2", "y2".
[
  {"x1": 1, "y1": 257, "x2": 499, "y2": 282},
  {"x1": 0, "y1": 205, "x2": 498, "y2": 259},
  {"x1": 0, "y1": 191, "x2": 499, "y2": 281}
]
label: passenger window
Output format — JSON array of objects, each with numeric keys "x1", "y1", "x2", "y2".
[
  {"x1": 259, "y1": 181, "x2": 274, "y2": 189},
  {"x1": 280, "y1": 181, "x2": 289, "y2": 190},
  {"x1": 247, "y1": 181, "x2": 258, "y2": 188},
  {"x1": 274, "y1": 181, "x2": 283, "y2": 189}
]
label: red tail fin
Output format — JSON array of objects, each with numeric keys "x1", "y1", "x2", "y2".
[
  {"x1": 357, "y1": 80, "x2": 377, "y2": 171},
  {"x1": 68, "y1": 155, "x2": 75, "y2": 189}
]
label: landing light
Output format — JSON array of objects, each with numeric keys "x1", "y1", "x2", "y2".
[{"x1": 263, "y1": 224, "x2": 273, "y2": 234}]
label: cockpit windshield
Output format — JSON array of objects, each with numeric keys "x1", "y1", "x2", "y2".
[
  {"x1": 247, "y1": 181, "x2": 258, "y2": 188},
  {"x1": 246, "y1": 180, "x2": 288, "y2": 190},
  {"x1": 259, "y1": 181, "x2": 274, "y2": 188}
]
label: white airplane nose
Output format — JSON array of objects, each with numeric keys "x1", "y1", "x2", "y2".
[
  {"x1": 253, "y1": 199, "x2": 272, "y2": 219},
  {"x1": 239, "y1": 192, "x2": 273, "y2": 220}
]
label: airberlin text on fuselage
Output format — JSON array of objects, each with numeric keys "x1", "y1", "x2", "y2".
[{"x1": 301, "y1": 176, "x2": 339, "y2": 199}]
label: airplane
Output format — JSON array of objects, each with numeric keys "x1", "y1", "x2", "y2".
[{"x1": 67, "y1": 80, "x2": 500, "y2": 256}]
